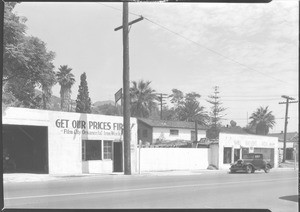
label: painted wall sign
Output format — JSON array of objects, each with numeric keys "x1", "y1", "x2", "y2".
[
  {"x1": 55, "y1": 119, "x2": 123, "y2": 136},
  {"x1": 221, "y1": 134, "x2": 277, "y2": 148}
]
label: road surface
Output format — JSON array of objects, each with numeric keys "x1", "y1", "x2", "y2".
[{"x1": 4, "y1": 170, "x2": 298, "y2": 211}]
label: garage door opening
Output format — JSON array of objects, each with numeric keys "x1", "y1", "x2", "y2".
[{"x1": 2, "y1": 125, "x2": 48, "y2": 174}]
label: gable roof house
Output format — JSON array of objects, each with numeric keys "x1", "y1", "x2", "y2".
[
  {"x1": 268, "y1": 132, "x2": 298, "y2": 147},
  {"x1": 269, "y1": 132, "x2": 298, "y2": 161},
  {"x1": 137, "y1": 118, "x2": 208, "y2": 145}
]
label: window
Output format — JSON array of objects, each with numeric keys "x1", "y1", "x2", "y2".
[
  {"x1": 103, "y1": 140, "x2": 113, "y2": 160},
  {"x1": 82, "y1": 140, "x2": 102, "y2": 161},
  {"x1": 170, "y1": 129, "x2": 179, "y2": 136},
  {"x1": 242, "y1": 148, "x2": 249, "y2": 157},
  {"x1": 223, "y1": 147, "x2": 232, "y2": 164},
  {"x1": 254, "y1": 154, "x2": 262, "y2": 159},
  {"x1": 242, "y1": 154, "x2": 254, "y2": 159},
  {"x1": 143, "y1": 129, "x2": 148, "y2": 138}
]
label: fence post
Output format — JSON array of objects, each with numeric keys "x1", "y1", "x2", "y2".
[
  {"x1": 294, "y1": 148, "x2": 296, "y2": 170},
  {"x1": 139, "y1": 140, "x2": 142, "y2": 174}
]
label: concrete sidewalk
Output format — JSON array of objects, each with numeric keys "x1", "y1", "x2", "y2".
[{"x1": 3, "y1": 167, "x2": 297, "y2": 184}]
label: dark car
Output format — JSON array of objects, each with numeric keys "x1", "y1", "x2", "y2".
[{"x1": 229, "y1": 153, "x2": 272, "y2": 174}]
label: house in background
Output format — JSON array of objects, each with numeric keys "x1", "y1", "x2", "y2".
[
  {"x1": 137, "y1": 118, "x2": 208, "y2": 145},
  {"x1": 269, "y1": 132, "x2": 298, "y2": 161}
]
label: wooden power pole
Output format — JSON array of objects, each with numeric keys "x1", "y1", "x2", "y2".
[
  {"x1": 115, "y1": 3, "x2": 143, "y2": 175},
  {"x1": 279, "y1": 95, "x2": 298, "y2": 163},
  {"x1": 156, "y1": 93, "x2": 168, "y2": 120},
  {"x1": 122, "y1": 2, "x2": 131, "y2": 175}
]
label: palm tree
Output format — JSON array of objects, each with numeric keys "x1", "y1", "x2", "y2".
[
  {"x1": 178, "y1": 94, "x2": 209, "y2": 126},
  {"x1": 249, "y1": 106, "x2": 276, "y2": 135},
  {"x1": 56, "y1": 65, "x2": 75, "y2": 111},
  {"x1": 130, "y1": 80, "x2": 158, "y2": 118}
]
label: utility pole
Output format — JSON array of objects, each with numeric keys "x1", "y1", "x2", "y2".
[
  {"x1": 279, "y1": 95, "x2": 298, "y2": 163},
  {"x1": 195, "y1": 120, "x2": 198, "y2": 142},
  {"x1": 156, "y1": 93, "x2": 168, "y2": 120},
  {"x1": 115, "y1": 3, "x2": 143, "y2": 175}
]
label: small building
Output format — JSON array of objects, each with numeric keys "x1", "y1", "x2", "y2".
[
  {"x1": 269, "y1": 132, "x2": 298, "y2": 161},
  {"x1": 209, "y1": 126, "x2": 279, "y2": 170},
  {"x1": 2, "y1": 107, "x2": 138, "y2": 175},
  {"x1": 137, "y1": 118, "x2": 207, "y2": 145}
]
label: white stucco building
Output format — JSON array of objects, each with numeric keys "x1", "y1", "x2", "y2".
[
  {"x1": 2, "y1": 107, "x2": 280, "y2": 174},
  {"x1": 209, "y1": 127, "x2": 279, "y2": 170},
  {"x1": 2, "y1": 107, "x2": 138, "y2": 174},
  {"x1": 137, "y1": 118, "x2": 207, "y2": 144}
]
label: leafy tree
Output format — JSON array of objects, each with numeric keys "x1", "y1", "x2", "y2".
[
  {"x1": 249, "y1": 106, "x2": 276, "y2": 135},
  {"x1": 243, "y1": 124, "x2": 256, "y2": 134},
  {"x1": 161, "y1": 107, "x2": 177, "y2": 121},
  {"x1": 4, "y1": 77, "x2": 39, "y2": 108},
  {"x1": 92, "y1": 104, "x2": 120, "y2": 116},
  {"x1": 230, "y1": 120, "x2": 237, "y2": 127},
  {"x1": 169, "y1": 89, "x2": 184, "y2": 107},
  {"x1": 56, "y1": 65, "x2": 75, "y2": 111},
  {"x1": 26, "y1": 36, "x2": 56, "y2": 109},
  {"x1": 130, "y1": 80, "x2": 158, "y2": 118},
  {"x1": 168, "y1": 89, "x2": 209, "y2": 125},
  {"x1": 3, "y1": 2, "x2": 27, "y2": 83},
  {"x1": 177, "y1": 92, "x2": 208, "y2": 125},
  {"x1": 3, "y1": 3, "x2": 56, "y2": 109},
  {"x1": 75, "y1": 73, "x2": 92, "y2": 113}
]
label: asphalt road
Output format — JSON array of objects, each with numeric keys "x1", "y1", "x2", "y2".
[{"x1": 4, "y1": 170, "x2": 298, "y2": 211}]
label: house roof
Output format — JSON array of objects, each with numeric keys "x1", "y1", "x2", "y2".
[
  {"x1": 138, "y1": 118, "x2": 208, "y2": 130},
  {"x1": 220, "y1": 126, "x2": 249, "y2": 135},
  {"x1": 268, "y1": 132, "x2": 298, "y2": 142}
]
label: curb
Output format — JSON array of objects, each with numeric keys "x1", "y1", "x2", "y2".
[{"x1": 3, "y1": 168, "x2": 297, "y2": 183}]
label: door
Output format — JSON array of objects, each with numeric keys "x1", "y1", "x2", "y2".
[
  {"x1": 234, "y1": 149, "x2": 240, "y2": 162},
  {"x1": 113, "y1": 142, "x2": 123, "y2": 172}
]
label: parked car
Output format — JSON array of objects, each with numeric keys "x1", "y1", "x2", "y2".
[{"x1": 229, "y1": 153, "x2": 272, "y2": 174}]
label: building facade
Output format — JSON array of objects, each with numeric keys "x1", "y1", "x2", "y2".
[
  {"x1": 2, "y1": 107, "x2": 280, "y2": 174},
  {"x1": 138, "y1": 118, "x2": 207, "y2": 145},
  {"x1": 2, "y1": 107, "x2": 138, "y2": 174},
  {"x1": 269, "y1": 132, "x2": 298, "y2": 161},
  {"x1": 209, "y1": 128, "x2": 279, "y2": 170}
]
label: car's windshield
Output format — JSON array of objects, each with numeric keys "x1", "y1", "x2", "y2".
[{"x1": 242, "y1": 154, "x2": 254, "y2": 159}]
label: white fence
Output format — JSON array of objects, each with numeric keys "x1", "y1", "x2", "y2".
[{"x1": 137, "y1": 148, "x2": 209, "y2": 172}]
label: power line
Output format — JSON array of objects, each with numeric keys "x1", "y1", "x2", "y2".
[
  {"x1": 227, "y1": 117, "x2": 299, "y2": 121},
  {"x1": 98, "y1": 2, "x2": 141, "y2": 17},
  {"x1": 222, "y1": 98, "x2": 281, "y2": 102},
  {"x1": 143, "y1": 17, "x2": 291, "y2": 85},
  {"x1": 220, "y1": 95, "x2": 298, "y2": 98},
  {"x1": 99, "y1": 3, "x2": 293, "y2": 85}
]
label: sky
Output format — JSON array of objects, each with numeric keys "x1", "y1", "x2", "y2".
[{"x1": 13, "y1": 0, "x2": 299, "y2": 133}]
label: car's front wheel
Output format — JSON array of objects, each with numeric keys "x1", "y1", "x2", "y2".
[
  {"x1": 264, "y1": 165, "x2": 271, "y2": 173},
  {"x1": 246, "y1": 165, "x2": 252, "y2": 174}
]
